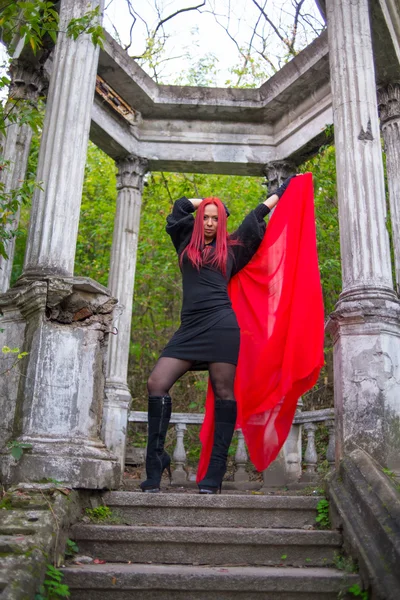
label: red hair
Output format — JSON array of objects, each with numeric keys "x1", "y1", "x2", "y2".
[{"x1": 180, "y1": 197, "x2": 240, "y2": 277}]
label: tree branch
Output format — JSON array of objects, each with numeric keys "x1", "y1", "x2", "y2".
[{"x1": 153, "y1": 1, "x2": 206, "y2": 36}]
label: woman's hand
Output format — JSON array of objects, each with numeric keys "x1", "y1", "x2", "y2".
[
  {"x1": 263, "y1": 174, "x2": 298, "y2": 209},
  {"x1": 275, "y1": 174, "x2": 296, "y2": 199},
  {"x1": 188, "y1": 198, "x2": 204, "y2": 210}
]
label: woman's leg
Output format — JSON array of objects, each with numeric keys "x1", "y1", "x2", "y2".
[
  {"x1": 141, "y1": 357, "x2": 193, "y2": 492},
  {"x1": 147, "y1": 356, "x2": 194, "y2": 396},
  {"x1": 198, "y1": 362, "x2": 237, "y2": 494}
]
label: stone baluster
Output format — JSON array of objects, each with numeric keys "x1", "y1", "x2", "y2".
[
  {"x1": 102, "y1": 155, "x2": 148, "y2": 469},
  {"x1": 326, "y1": 0, "x2": 400, "y2": 470},
  {"x1": 325, "y1": 419, "x2": 336, "y2": 471},
  {"x1": 172, "y1": 423, "x2": 187, "y2": 484},
  {"x1": 302, "y1": 422, "x2": 318, "y2": 482},
  {"x1": 23, "y1": 0, "x2": 104, "y2": 278},
  {"x1": 378, "y1": 83, "x2": 400, "y2": 295},
  {"x1": 234, "y1": 429, "x2": 249, "y2": 483},
  {"x1": 0, "y1": 60, "x2": 45, "y2": 293}
]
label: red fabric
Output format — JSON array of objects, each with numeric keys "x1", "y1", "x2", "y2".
[{"x1": 197, "y1": 173, "x2": 324, "y2": 480}]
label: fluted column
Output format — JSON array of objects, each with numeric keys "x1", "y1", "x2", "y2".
[
  {"x1": 102, "y1": 155, "x2": 148, "y2": 469},
  {"x1": 23, "y1": 0, "x2": 104, "y2": 278},
  {"x1": 327, "y1": 0, "x2": 394, "y2": 299},
  {"x1": 378, "y1": 83, "x2": 400, "y2": 294},
  {"x1": 0, "y1": 0, "x2": 121, "y2": 489},
  {"x1": 326, "y1": 0, "x2": 400, "y2": 470},
  {"x1": 0, "y1": 61, "x2": 45, "y2": 292}
]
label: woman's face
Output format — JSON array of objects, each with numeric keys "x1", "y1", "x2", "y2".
[{"x1": 203, "y1": 204, "x2": 218, "y2": 243}]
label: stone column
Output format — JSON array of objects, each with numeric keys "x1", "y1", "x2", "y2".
[
  {"x1": 0, "y1": 0, "x2": 120, "y2": 489},
  {"x1": 378, "y1": 83, "x2": 400, "y2": 294},
  {"x1": 23, "y1": 0, "x2": 104, "y2": 278},
  {"x1": 102, "y1": 155, "x2": 148, "y2": 469},
  {"x1": 0, "y1": 61, "x2": 45, "y2": 292},
  {"x1": 326, "y1": 0, "x2": 400, "y2": 470},
  {"x1": 263, "y1": 160, "x2": 296, "y2": 194}
]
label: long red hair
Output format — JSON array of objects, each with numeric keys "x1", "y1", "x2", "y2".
[{"x1": 180, "y1": 197, "x2": 240, "y2": 277}]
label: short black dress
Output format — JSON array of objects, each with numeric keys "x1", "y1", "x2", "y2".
[{"x1": 160, "y1": 197, "x2": 270, "y2": 370}]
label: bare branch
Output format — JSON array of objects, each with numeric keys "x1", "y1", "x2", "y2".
[
  {"x1": 288, "y1": 0, "x2": 306, "y2": 53},
  {"x1": 153, "y1": 2, "x2": 206, "y2": 37},
  {"x1": 251, "y1": 0, "x2": 290, "y2": 49}
]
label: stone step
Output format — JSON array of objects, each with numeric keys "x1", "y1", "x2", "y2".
[
  {"x1": 71, "y1": 524, "x2": 341, "y2": 567},
  {"x1": 62, "y1": 563, "x2": 360, "y2": 599},
  {"x1": 102, "y1": 492, "x2": 321, "y2": 529}
]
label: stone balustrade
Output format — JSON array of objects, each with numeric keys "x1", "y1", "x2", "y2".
[{"x1": 127, "y1": 407, "x2": 335, "y2": 489}]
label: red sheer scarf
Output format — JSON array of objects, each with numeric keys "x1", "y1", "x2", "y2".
[{"x1": 197, "y1": 173, "x2": 324, "y2": 479}]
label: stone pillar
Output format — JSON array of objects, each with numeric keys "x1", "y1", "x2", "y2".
[
  {"x1": 0, "y1": 0, "x2": 120, "y2": 488},
  {"x1": 326, "y1": 0, "x2": 400, "y2": 470},
  {"x1": 0, "y1": 60, "x2": 45, "y2": 292},
  {"x1": 102, "y1": 155, "x2": 148, "y2": 469},
  {"x1": 378, "y1": 83, "x2": 400, "y2": 295},
  {"x1": 263, "y1": 160, "x2": 296, "y2": 195},
  {"x1": 23, "y1": 0, "x2": 104, "y2": 278}
]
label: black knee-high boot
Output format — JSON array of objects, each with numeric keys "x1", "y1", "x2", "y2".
[
  {"x1": 140, "y1": 395, "x2": 172, "y2": 492},
  {"x1": 198, "y1": 399, "x2": 237, "y2": 494}
]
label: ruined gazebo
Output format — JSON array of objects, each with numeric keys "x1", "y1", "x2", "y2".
[{"x1": 0, "y1": 0, "x2": 399, "y2": 524}]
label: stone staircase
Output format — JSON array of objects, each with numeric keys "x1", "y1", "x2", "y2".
[{"x1": 62, "y1": 491, "x2": 360, "y2": 599}]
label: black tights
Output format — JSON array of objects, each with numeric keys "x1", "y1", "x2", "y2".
[{"x1": 147, "y1": 357, "x2": 236, "y2": 400}]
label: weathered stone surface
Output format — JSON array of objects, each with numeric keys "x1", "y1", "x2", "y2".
[
  {"x1": 328, "y1": 449, "x2": 400, "y2": 600},
  {"x1": 23, "y1": 0, "x2": 104, "y2": 278},
  {"x1": 91, "y1": 31, "x2": 332, "y2": 173},
  {"x1": 378, "y1": 82, "x2": 400, "y2": 294},
  {"x1": 0, "y1": 60, "x2": 46, "y2": 293},
  {"x1": 0, "y1": 487, "x2": 86, "y2": 600},
  {"x1": 0, "y1": 277, "x2": 120, "y2": 488},
  {"x1": 62, "y1": 563, "x2": 359, "y2": 599},
  {"x1": 326, "y1": 0, "x2": 400, "y2": 468},
  {"x1": 327, "y1": 298, "x2": 400, "y2": 469},
  {"x1": 102, "y1": 492, "x2": 322, "y2": 529},
  {"x1": 103, "y1": 155, "x2": 148, "y2": 471},
  {"x1": 71, "y1": 524, "x2": 341, "y2": 567}
]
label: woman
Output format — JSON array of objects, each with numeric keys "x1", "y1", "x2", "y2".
[{"x1": 141, "y1": 176, "x2": 295, "y2": 494}]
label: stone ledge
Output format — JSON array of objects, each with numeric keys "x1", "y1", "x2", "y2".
[
  {"x1": 0, "y1": 485, "x2": 89, "y2": 600},
  {"x1": 328, "y1": 449, "x2": 400, "y2": 600}
]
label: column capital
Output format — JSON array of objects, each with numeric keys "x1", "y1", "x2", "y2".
[
  {"x1": 9, "y1": 59, "x2": 47, "y2": 101},
  {"x1": 263, "y1": 160, "x2": 296, "y2": 193},
  {"x1": 378, "y1": 83, "x2": 400, "y2": 125},
  {"x1": 116, "y1": 155, "x2": 148, "y2": 191}
]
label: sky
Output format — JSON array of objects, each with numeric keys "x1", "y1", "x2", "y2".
[
  {"x1": 103, "y1": 0, "x2": 323, "y2": 86},
  {"x1": 0, "y1": 1, "x2": 323, "y2": 91}
]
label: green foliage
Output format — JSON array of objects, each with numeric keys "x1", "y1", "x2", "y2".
[
  {"x1": 0, "y1": 165, "x2": 42, "y2": 261},
  {"x1": 85, "y1": 505, "x2": 112, "y2": 523},
  {"x1": 333, "y1": 552, "x2": 359, "y2": 573},
  {"x1": 347, "y1": 584, "x2": 369, "y2": 599},
  {"x1": 65, "y1": 6, "x2": 104, "y2": 47},
  {"x1": 315, "y1": 498, "x2": 331, "y2": 529},
  {"x1": 35, "y1": 564, "x2": 70, "y2": 600},
  {"x1": 74, "y1": 144, "x2": 117, "y2": 286},
  {"x1": 6, "y1": 439, "x2": 32, "y2": 461},
  {"x1": 0, "y1": 2, "x2": 104, "y2": 52},
  {"x1": 0, "y1": 2, "x2": 59, "y2": 52},
  {"x1": 301, "y1": 143, "x2": 341, "y2": 317},
  {"x1": 64, "y1": 539, "x2": 79, "y2": 559}
]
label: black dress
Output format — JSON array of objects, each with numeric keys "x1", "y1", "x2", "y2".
[{"x1": 160, "y1": 197, "x2": 270, "y2": 370}]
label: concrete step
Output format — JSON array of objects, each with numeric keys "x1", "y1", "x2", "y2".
[
  {"x1": 102, "y1": 492, "x2": 322, "y2": 529},
  {"x1": 72, "y1": 524, "x2": 341, "y2": 567},
  {"x1": 62, "y1": 563, "x2": 360, "y2": 599}
]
